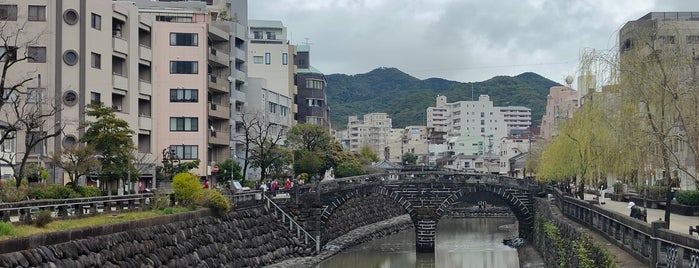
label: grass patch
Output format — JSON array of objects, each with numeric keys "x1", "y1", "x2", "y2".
[{"x1": 0, "y1": 207, "x2": 191, "y2": 240}]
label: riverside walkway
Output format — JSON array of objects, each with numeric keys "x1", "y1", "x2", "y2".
[{"x1": 585, "y1": 193, "x2": 699, "y2": 235}]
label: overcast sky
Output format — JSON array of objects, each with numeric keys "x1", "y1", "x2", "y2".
[{"x1": 249, "y1": 0, "x2": 699, "y2": 85}]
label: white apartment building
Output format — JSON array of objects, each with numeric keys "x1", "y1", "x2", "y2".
[
  {"x1": 500, "y1": 106, "x2": 531, "y2": 133},
  {"x1": 347, "y1": 113, "x2": 392, "y2": 155},
  {"x1": 427, "y1": 95, "x2": 510, "y2": 154}
]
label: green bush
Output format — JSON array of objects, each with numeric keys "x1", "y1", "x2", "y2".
[
  {"x1": 28, "y1": 188, "x2": 46, "y2": 200},
  {"x1": 45, "y1": 184, "x2": 78, "y2": 199},
  {"x1": 676, "y1": 190, "x2": 699, "y2": 206},
  {"x1": 335, "y1": 161, "x2": 365, "y2": 178},
  {"x1": 199, "y1": 189, "x2": 231, "y2": 216},
  {"x1": 638, "y1": 185, "x2": 668, "y2": 200},
  {"x1": 172, "y1": 172, "x2": 203, "y2": 206},
  {"x1": 76, "y1": 186, "x2": 102, "y2": 197},
  {"x1": 34, "y1": 210, "x2": 53, "y2": 228},
  {"x1": 150, "y1": 191, "x2": 171, "y2": 210},
  {"x1": 1, "y1": 185, "x2": 29, "y2": 202},
  {"x1": 162, "y1": 207, "x2": 174, "y2": 215},
  {"x1": 0, "y1": 222, "x2": 16, "y2": 237}
]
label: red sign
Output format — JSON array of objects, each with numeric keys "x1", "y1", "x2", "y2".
[{"x1": 213, "y1": 165, "x2": 219, "y2": 172}]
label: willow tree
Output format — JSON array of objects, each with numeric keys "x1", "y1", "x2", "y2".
[{"x1": 617, "y1": 21, "x2": 698, "y2": 222}]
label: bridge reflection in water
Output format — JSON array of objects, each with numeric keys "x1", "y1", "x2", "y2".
[{"x1": 316, "y1": 218, "x2": 520, "y2": 268}]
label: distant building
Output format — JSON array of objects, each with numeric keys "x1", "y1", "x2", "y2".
[
  {"x1": 539, "y1": 86, "x2": 579, "y2": 140},
  {"x1": 347, "y1": 113, "x2": 392, "y2": 155},
  {"x1": 295, "y1": 45, "x2": 330, "y2": 131}
]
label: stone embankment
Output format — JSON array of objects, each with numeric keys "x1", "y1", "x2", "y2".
[
  {"x1": 0, "y1": 206, "x2": 312, "y2": 267},
  {"x1": 267, "y1": 214, "x2": 414, "y2": 268},
  {"x1": 320, "y1": 194, "x2": 407, "y2": 244}
]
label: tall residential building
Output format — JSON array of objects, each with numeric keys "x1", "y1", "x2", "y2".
[
  {"x1": 619, "y1": 12, "x2": 699, "y2": 190},
  {"x1": 136, "y1": 1, "x2": 231, "y2": 179},
  {"x1": 426, "y1": 95, "x2": 512, "y2": 154},
  {"x1": 500, "y1": 106, "x2": 531, "y2": 134},
  {"x1": 0, "y1": 0, "x2": 157, "y2": 187},
  {"x1": 347, "y1": 113, "x2": 392, "y2": 155},
  {"x1": 295, "y1": 44, "x2": 330, "y2": 130},
  {"x1": 539, "y1": 86, "x2": 579, "y2": 140},
  {"x1": 245, "y1": 20, "x2": 294, "y2": 134}
]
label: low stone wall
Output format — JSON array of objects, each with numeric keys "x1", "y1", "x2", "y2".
[
  {"x1": 322, "y1": 194, "x2": 407, "y2": 244},
  {"x1": 0, "y1": 205, "x2": 313, "y2": 267},
  {"x1": 532, "y1": 198, "x2": 615, "y2": 267}
]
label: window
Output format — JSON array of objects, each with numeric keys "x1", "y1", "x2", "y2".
[
  {"x1": 688, "y1": 35, "x2": 699, "y2": 44},
  {"x1": 90, "y1": 92, "x2": 101, "y2": 105},
  {"x1": 1, "y1": 131, "x2": 14, "y2": 153},
  {"x1": 264, "y1": 53, "x2": 271, "y2": 65},
  {"x1": 0, "y1": 46, "x2": 16, "y2": 62},
  {"x1": 170, "y1": 88, "x2": 199, "y2": 102},
  {"x1": 2, "y1": 89, "x2": 18, "y2": 103},
  {"x1": 170, "y1": 117, "x2": 198, "y2": 131},
  {"x1": 253, "y1": 56, "x2": 263, "y2": 64},
  {"x1": 0, "y1": 5, "x2": 17, "y2": 21},
  {"x1": 91, "y1": 52, "x2": 101, "y2": 69},
  {"x1": 305, "y1": 79, "x2": 325, "y2": 89},
  {"x1": 282, "y1": 53, "x2": 288, "y2": 65},
  {"x1": 280, "y1": 106, "x2": 289, "y2": 117},
  {"x1": 307, "y1": 98, "x2": 323, "y2": 107},
  {"x1": 170, "y1": 61, "x2": 198, "y2": 74},
  {"x1": 266, "y1": 31, "x2": 276, "y2": 40},
  {"x1": 28, "y1": 132, "x2": 45, "y2": 155},
  {"x1": 27, "y1": 47, "x2": 46, "y2": 63},
  {"x1": 658, "y1": 35, "x2": 676, "y2": 44},
  {"x1": 268, "y1": 102, "x2": 277, "y2": 113},
  {"x1": 91, "y1": 13, "x2": 101, "y2": 30},
  {"x1": 28, "y1": 88, "x2": 44, "y2": 103},
  {"x1": 28, "y1": 5, "x2": 46, "y2": 21},
  {"x1": 63, "y1": 50, "x2": 78, "y2": 65},
  {"x1": 253, "y1": 31, "x2": 262, "y2": 39},
  {"x1": 170, "y1": 145, "x2": 198, "y2": 160},
  {"x1": 306, "y1": 116, "x2": 324, "y2": 125},
  {"x1": 170, "y1": 33, "x2": 198, "y2": 46}
]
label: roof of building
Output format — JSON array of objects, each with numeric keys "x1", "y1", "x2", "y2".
[
  {"x1": 638, "y1": 12, "x2": 699, "y2": 21},
  {"x1": 297, "y1": 66, "x2": 324, "y2": 75},
  {"x1": 249, "y1": 19, "x2": 284, "y2": 29}
]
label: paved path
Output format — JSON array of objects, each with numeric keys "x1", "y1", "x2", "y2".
[{"x1": 585, "y1": 194, "x2": 699, "y2": 235}]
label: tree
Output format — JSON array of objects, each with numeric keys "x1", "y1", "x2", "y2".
[
  {"x1": 80, "y1": 103, "x2": 135, "y2": 195},
  {"x1": 233, "y1": 109, "x2": 260, "y2": 181},
  {"x1": 287, "y1": 124, "x2": 347, "y2": 181},
  {"x1": 172, "y1": 172, "x2": 202, "y2": 206},
  {"x1": 245, "y1": 111, "x2": 288, "y2": 181},
  {"x1": 359, "y1": 145, "x2": 379, "y2": 164},
  {"x1": 335, "y1": 161, "x2": 365, "y2": 178},
  {"x1": 214, "y1": 159, "x2": 243, "y2": 184},
  {"x1": 50, "y1": 145, "x2": 101, "y2": 189},
  {"x1": 157, "y1": 147, "x2": 200, "y2": 181},
  {"x1": 402, "y1": 152, "x2": 417, "y2": 165}
]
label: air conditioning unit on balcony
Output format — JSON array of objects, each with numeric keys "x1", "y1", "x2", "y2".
[{"x1": 112, "y1": 105, "x2": 122, "y2": 111}]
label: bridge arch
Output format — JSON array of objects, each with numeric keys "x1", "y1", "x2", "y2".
[{"x1": 313, "y1": 173, "x2": 535, "y2": 253}]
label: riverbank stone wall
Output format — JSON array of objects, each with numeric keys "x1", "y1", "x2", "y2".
[
  {"x1": 321, "y1": 193, "x2": 407, "y2": 244},
  {"x1": 0, "y1": 205, "x2": 313, "y2": 267}
]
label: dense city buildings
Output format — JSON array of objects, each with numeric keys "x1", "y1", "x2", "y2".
[{"x1": 346, "y1": 113, "x2": 392, "y2": 155}]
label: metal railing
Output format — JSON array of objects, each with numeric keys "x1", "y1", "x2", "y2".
[
  {"x1": 263, "y1": 194, "x2": 319, "y2": 252},
  {"x1": 0, "y1": 194, "x2": 153, "y2": 224},
  {"x1": 552, "y1": 188, "x2": 699, "y2": 267}
]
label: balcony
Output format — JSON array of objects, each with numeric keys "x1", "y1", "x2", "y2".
[
  {"x1": 208, "y1": 102, "x2": 230, "y2": 119},
  {"x1": 113, "y1": 37, "x2": 128, "y2": 54},
  {"x1": 209, "y1": 130, "x2": 230, "y2": 145},
  {"x1": 234, "y1": 47, "x2": 246, "y2": 61},
  {"x1": 139, "y1": 80, "x2": 152, "y2": 95},
  {"x1": 208, "y1": 75, "x2": 228, "y2": 92},
  {"x1": 208, "y1": 48, "x2": 229, "y2": 67},
  {"x1": 112, "y1": 73, "x2": 128, "y2": 90},
  {"x1": 139, "y1": 115, "x2": 152, "y2": 130},
  {"x1": 139, "y1": 45, "x2": 152, "y2": 62}
]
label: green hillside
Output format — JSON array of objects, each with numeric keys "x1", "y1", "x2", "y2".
[{"x1": 326, "y1": 67, "x2": 560, "y2": 129}]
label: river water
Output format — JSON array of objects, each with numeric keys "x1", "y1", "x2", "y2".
[{"x1": 316, "y1": 217, "x2": 520, "y2": 268}]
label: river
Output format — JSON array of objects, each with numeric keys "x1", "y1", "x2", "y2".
[{"x1": 316, "y1": 217, "x2": 520, "y2": 268}]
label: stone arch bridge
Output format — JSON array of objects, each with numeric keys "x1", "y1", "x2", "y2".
[{"x1": 288, "y1": 172, "x2": 539, "y2": 253}]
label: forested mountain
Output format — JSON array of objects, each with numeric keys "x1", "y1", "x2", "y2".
[{"x1": 326, "y1": 67, "x2": 561, "y2": 129}]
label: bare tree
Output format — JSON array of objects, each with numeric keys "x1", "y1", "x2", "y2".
[
  {"x1": 233, "y1": 109, "x2": 260, "y2": 181},
  {"x1": 49, "y1": 145, "x2": 101, "y2": 189},
  {"x1": 247, "y1": 115, "x2": 287, "y2": 182}
]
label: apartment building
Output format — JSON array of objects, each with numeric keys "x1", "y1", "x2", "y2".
[
  {"x1": 295, "y1": 44, "x2": 330, "y2": 131},
  {"x1": 0, "y1": 0, "x2": 158, "y2": 187},
  {"x1": 427, "y1": 95, "x2": 510, "y2": 154},
  {"x1": 539, "y1": 86, "x2": 579, "y2": 140},
  {"x1": 347, "y1": 113, "x2": 392, "y2": 155},
  {"x1": 500, "y1": 106, "x2": 531, "y2": 133},
  {"x1": 246, "y1": 20, "x2": 294, "y2": 128},
  {"x1": 619, "y1": 12, "x2": 699, "y2": 190}
]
